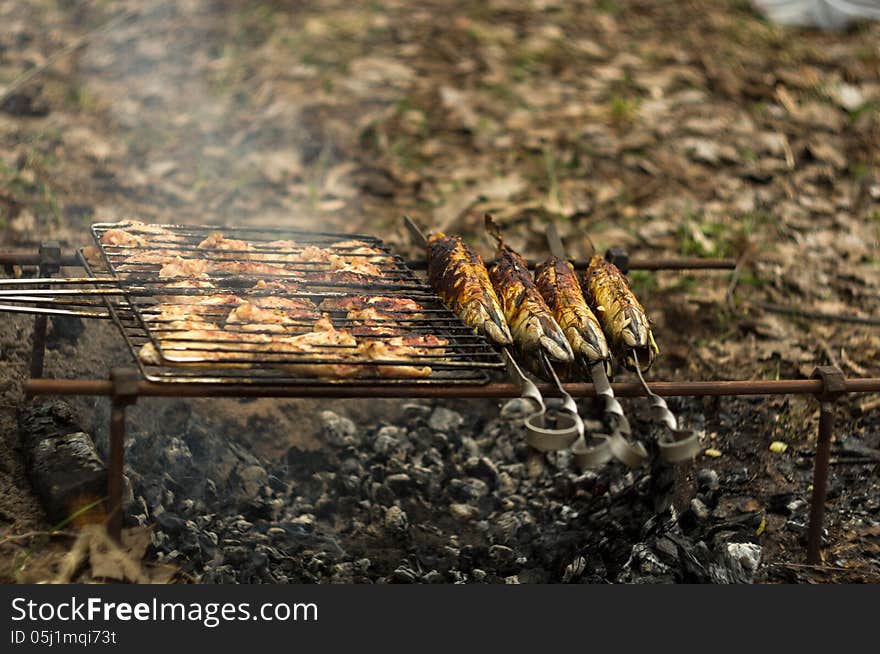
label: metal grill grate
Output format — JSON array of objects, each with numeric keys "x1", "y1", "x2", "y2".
[{"x1": 87, "y1": 222, "x2": 504, "y2": 385}]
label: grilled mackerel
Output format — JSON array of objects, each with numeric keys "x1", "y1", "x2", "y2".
[
  {"x1": 581, "y1": 255, "x2": 658, "y2": 372},
  {"x1": 535, "y1": 256, "x2": 611, "y2": 373},
  {"x1": 426, "y1": 233, "x2": 513, "y2": 346},
  {"x1": 485, "y1": 216, "x2": 573, "y2": 364}
]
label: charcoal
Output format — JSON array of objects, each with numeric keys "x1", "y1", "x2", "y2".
[
  {"x1": 383, "y1": 505, "x2": 409, "y2": 538},
  {"x1": 319, "y1": 410, "x2": 356, "y2": 443},
  {"x1": 100, "y1": 394, "x2": 772, "y2": 584},
  {"x1": 428, "y1": 407, "x2": 463, "y2": 432}
]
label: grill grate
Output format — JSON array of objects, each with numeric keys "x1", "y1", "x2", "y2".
[{"x1": 87, "y1": 222, "x2": 504, "y2": 385}]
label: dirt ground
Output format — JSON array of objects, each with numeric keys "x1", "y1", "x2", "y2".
[{"x1": 0, "y1": 0, "x2": 878, "y2": 582}]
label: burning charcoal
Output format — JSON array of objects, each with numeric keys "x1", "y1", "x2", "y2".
[
  {"x1": 315, "y1": 494, "x2": 337, "y2": 517},
  {"x1": 402, "y1": 403, "x2": 432, "y2": 425},
  {"x1": 488, "y1": 544, "x2": 516, "y2": 565},
  {"x1": 690, "y1": 497, "x2": 711, "y2": 521},
  {"x1": 373, "y1": 426, "x2": 401, "y2": 455},
  {"x1": 491, "y1": 511, "x2": 525, "y2": 541},
  {"x1": 710, "y1": 542, "x2": 763, "y2": 584},
  {"x1": 428, "y1": 406, "x2": 464, "y2": 432},
  {"x1": 384, "y1": 473, "x2": 412, "y2": 495},
  {"x1": 696, "y1": 468, "x2": 720, "y2": 492},
  {"x1": 390, "y1": 565, "x2": 418, "y2": 583},
  {"x1": 448, "y1": 477, "x2": 489, "y2": 503},
  {"x1": 500, "y1": 398, "x2": 536, "y2": 421},
  {"x1": 450, "y1": 503, "x2": 479, "y2": 521},
  {"x1": 460, "y1": 435, "x2": 480, "y2": 458},
  {"x1": 237, "y1": 464, "x2": 269, "y2": 499},
  {"x1": 383, "y1": 505, "x2": 409, "y2": 538},
  {"x1": 320, "y1": 410, "x2": 357, "y2": 447},
  {"x1": 496, "y1": 472, "x2": 518, "y2": 494},
  {"x1": 464, "y1": 456, "x2": 498, "y2": 483},
  {"x1": 422, "y1": 570, "x2": 443, "y2": 583},
  {"x1": 155, "y1": 511, "x2": 187, "y2": 534}
]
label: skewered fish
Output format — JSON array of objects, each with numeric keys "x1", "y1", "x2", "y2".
[
  {"x1": 581, "y1": 255, "x2": 658, "y2": 372},
  {"x1": 485, "y1": 215, "x2": 573, "y2": 365},
  {"x1": 535, "y1": 255, "x2": 611, "y2": 373},
  {"x1": 426, "y1": 233, "x2": 513, "y2": 346}
]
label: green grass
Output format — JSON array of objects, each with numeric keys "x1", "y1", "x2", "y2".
[
  {"x1": 628, "y1": 269, "x2": 658, "y2": 294},
  {"x1": 608, "y1": 94, "x2": 639, "y2": 127},
  {"x1": 10, "y1": 496, "x2": 106, "y2": 582},
  {"x1": 678, "y1": 211, "x2": 772, "y2": 258}
]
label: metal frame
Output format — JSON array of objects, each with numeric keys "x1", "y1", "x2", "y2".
[
  {"x1": 88, "y1": 222, "x2": 504, "y2": 383},
  {"x1": 4, "y1": 243, "x2": 880, "y2": 567}
]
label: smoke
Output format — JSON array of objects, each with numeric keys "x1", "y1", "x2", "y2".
[{"x1": 75, "y1": 0, "x2": 365, "y2": 232}]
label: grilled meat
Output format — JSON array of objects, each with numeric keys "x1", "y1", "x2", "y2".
[
  {"x1": 581, "y1": 255, "x2": 658, "y2": 372},
  {"x1": 426, "y1": 233, "x2": 512, "y2": 346},
  {"x1": 358, "y1": 334, "x2": 447, "y2": 378},
  {"x1": 205, "y1": 260, "x2": 294, "y2": 277},
  {"x1": 197, "y1": 233, "x2": 254, "y2": 258},
  {"x1": 485, "y1": 216, "x2": 573, "y2": 364},
  {"x1": 155, "y1": 280, "x2": 216, "y2": 303},
  {"x1": 100, "y1": 229, "x2": 147, "y2": 248},
  {"x1": 158, "y1": 257, "x2": 210, "y2": 279},
  {"x1": 535, "y1": 256, "x2": 610, "y2": 372},
  {"x1": 225, "y1": 298, "x2": 319, "y2": 331}
]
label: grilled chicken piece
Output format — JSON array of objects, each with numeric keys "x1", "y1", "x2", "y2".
[
  {"x1": 197, "y1": 233, "x2": 254, "y2": 258},
  {"x1": 485, "y1": 216, "x2": 573, "y2": 364},
  {"x1": 155, "y1": 280, "x2": 216, "y2": 303},
  {"x1": 158, "y1": 257, "x2": 210, "y2": 279},
  {"x1": 225, "y1": 297, "x2": 319, "y2": 331},
  {"x1": 117, "y1": 221, "x2": 177, "y2": 236},
  {"x1": 102, "y1": 222, "x2": 182, "y2": 246},
  {"x1": 535, "y1": 256, "x2": 611, "y2": 372},
  {"x1": 358, "y1": 334, "x2": 447, "y2": 378},
  {"x1": 299, "y1": 254, "x2": 385, "y2": 281},
  {"x1": 205, "y1": 260, "x2": 295, "y2": 277},
  {"x1": 100, "y1": 229, "x2": 147, "y2": 248},
  {"x1": 322, "y1": 296, "x2": 425, "y2": 323},
  {"x1": 426, "y1": 233, "x2": 512, "y2": 346},
  {"x1": 117, "y1": 249, "x2": 180, "y2": 265},
  {"x1": 581, "y1": 255, "x2": 658, "y2": 372},
  {"x1": 331, "y1": 240, "x2": 389, "y2": 263}
]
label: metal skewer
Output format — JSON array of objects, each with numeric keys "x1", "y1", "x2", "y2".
[
  {"x1": 631, "y1": 351, "x2": 701, "y2": 463},
  {"x1": 0, "y1": 303, "x2": 110, "y2": 319},
  {"x1": 545, "y1": 223, "x2": 637, "y2": 468}
]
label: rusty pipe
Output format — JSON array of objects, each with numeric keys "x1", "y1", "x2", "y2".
[
  {"x1": 0, "y1": 252, "x2": 82, "y2": 267},
  {"x1": 107, "y1": 398, "x2": 126, "y2": 543},
  {"x1": 404, "y1": 257, "x2": 737, "y2": 272},
  {"x1": 21, "y1": 377, "x2": 880, "y2": 399},
  {"x1": 807, "y1": 402, "x2": 835, "y2": 565}
]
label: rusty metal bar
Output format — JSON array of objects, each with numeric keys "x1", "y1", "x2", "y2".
[
  {"x1": 0, "y1": 252, "x2": 82, "y2": 267},
  {"x1": 107, "y1": 368, "x2": 139, "y2": 543},
  {"x1": 807, "y1": 366, "x2": 846, "y2": 565},
  {"x1": 28, "y1": 243, "x2": 61, "y2": 379},
  {"x1": 404, "y1": 256, "x2": 737, "y2": 272},
  {"x1": 1, "y1": 250, "x2": 735, "y2": 273},
  {"x1": 107, "y1": 398, "x2": 126, "y2": 542},
  {"x1": 21, "y1": 376, "x2": 880, "y2": 399},
  {"x1": 808, "y1": 402, "x2": 835, "y2": 564}
]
